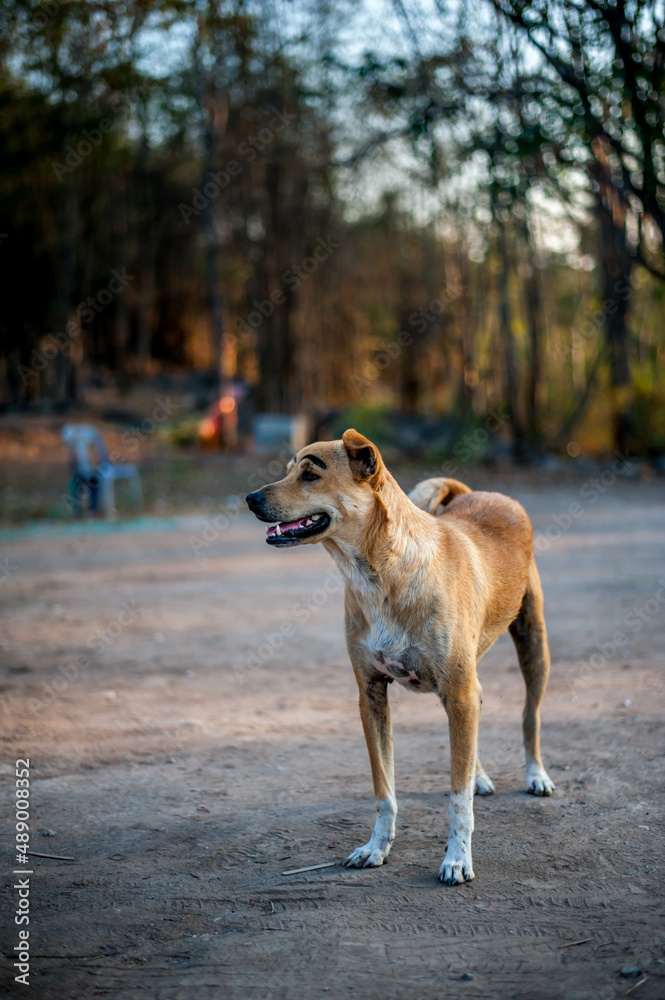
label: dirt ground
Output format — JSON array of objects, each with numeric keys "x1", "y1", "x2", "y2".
[{"x1": 1, "y1": 475, "x2": 664, "y2": 1000}]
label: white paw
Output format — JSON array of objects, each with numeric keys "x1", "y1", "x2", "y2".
[
  {"x1": 344, "y1": 841, "x2": 391, "y2": 868},
  {"x1": 441, "y1": 787, "x2": 475, "y2": 883},
  {"x1": 345, "y1": 797, "x2": 396, "y2": 868},
  {"x1": 525, "y1": 764, "x2": 555, "y2": 796},
  {"x1": 474, "y1": 773, "x2": 495, "y2": 796},
  {"x1": 439, "y1": 854, "x2": 475, "y2": 885}
]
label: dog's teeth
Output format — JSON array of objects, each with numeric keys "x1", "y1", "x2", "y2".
[
  {"x1": 305, "y1": 518, "x2": 313, "y2": 526},
  {"x1": 275, "y1": 524, "x2": 281, "y2": 535}
]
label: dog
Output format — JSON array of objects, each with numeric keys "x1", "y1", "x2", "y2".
[{"x1": 246, "y1": 428, "x2": 554, "y2": 884}]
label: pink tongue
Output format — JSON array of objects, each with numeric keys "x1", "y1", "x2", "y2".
[{"x1": 267, "y1": 516, "x2": 309, "y2": 537}]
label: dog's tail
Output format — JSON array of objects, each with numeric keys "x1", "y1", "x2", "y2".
[{"x1": 408, "y1": 477, "x2": 472, "y2": 516}]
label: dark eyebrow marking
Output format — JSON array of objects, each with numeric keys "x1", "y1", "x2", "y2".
[{"x1": 301, "y1": 454, "x2": 327, "y2": 469}]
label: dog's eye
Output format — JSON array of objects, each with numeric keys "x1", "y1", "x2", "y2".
[{"x1": 301, "y1": 469, "x2": 320, "y2": 482}]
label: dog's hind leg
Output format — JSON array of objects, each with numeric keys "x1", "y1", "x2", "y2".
[
  {"x1": 475, "y1": 757, "x2": 495, "y2": 796},
  {"x1": 439, "y1": 677, "x2": 480, "y2": 884},
  {"x1": 509, "y1": 560, "x2": 555, "y2": 796},
  {"x1": 344, "y1": 672, "x2": 397, "y2": 869}
]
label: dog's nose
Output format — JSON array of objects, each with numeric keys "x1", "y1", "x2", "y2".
[{"x1": 245, "y1": 490, "x2": 265, "y2": 512}]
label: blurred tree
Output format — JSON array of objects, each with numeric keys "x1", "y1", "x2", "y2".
[
  {"x1": 0, "y1": 0, "x2": 663, "y2": 460},
  {"x1": 494, "y1": 0, "x2": 665, "y2": 447}
]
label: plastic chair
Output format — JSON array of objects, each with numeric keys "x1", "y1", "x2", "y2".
[{"x1": 61, "y1": 424, "x2": 143, "y2": 518}]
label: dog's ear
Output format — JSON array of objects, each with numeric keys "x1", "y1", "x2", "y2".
[{"x1": 342, "y1": 429, "x2": 383, "y2": 484}]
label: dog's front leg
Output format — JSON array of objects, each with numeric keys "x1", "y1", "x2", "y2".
[
  {"x1": 439, "y1": 683, "x2": 480, "y2": 884},
  {"x1": 344, "y1": 671, "x2": 396, "y2": 869}
]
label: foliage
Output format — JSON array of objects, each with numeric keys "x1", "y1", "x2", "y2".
[{"x1": 0, "y1": 0, "x2": 663, "y2": 457}]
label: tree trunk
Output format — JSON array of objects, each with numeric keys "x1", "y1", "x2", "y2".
[
  {"x1": 52, "y1": 180, "x2": 78, "y2": 405},
  {"x1": 257, "y1": 156, "x2": 305, "y2": 414},
  {"x1": 112, "y1": 177, "x2": 130, "y2": 380},
  {"x1": 135, "y1": 117, "x2": 155, "y2": 379},
  {"x1": 136, "y1": 263, "x2": 154, "y2": 378},
  {"x1": 520, "y1": 216, "x2": 544, "y2": 448},
  {"x1": 596, "y1": 183, "x2": 633, "y2": 453},
  {"x1": 202, "y1": 196, "x2": 226, "y2": 390},
  {"x1": 496, "y1": 218, "x2": 527, "y2": 462},
  {"x1": 194, "y1": 22, "x2": 228, "y2": 396},
  {"x1": 449, "y1": 252, "x2": 475, "y2": 422},
  {"x1": 398, "y1": 268, "x2": 420, "y2": 416}
]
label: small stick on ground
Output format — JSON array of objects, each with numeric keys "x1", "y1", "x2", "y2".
[
  {"x1": 282, "y1": 862, "x2": 336, "y2": 875},
  {"x1": 557, "y1": 937, "x2": 594, "y2": 949},
  {"x1": 623, "y1": 977, "x2": 647, "y2": 997},
  {"x1": 26, "y1": 851, "x2": 75, "y2": 861}
]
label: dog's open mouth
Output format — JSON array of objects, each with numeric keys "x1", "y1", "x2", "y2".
[{"x1": 266, "y1": 512, "x2": 330, "y2": 545}]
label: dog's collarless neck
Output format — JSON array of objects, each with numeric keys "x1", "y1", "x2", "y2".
[{"x1": 324, "y1": 513, "x2": 436, "y2": 602}]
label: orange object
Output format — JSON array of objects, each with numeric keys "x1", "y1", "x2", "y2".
[{"x1": 199, "y1": 417, "x2": 217, "y2": 441}]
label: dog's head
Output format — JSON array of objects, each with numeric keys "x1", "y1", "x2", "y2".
[{"x1": 246, "y1": 429, "x2": 385, "y2": 547}]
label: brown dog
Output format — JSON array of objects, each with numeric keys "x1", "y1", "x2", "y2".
[{"x1": 246, "y1": 429, "x2": 554, "y2": 883}]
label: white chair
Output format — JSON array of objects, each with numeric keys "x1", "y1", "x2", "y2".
[{"x1": 61, "y1": 424, "x2": 143, "y2": 518}]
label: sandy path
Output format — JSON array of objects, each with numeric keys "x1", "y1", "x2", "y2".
[{"x1": 1, "y1": 478, "x2": 664, "y2": 999}]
